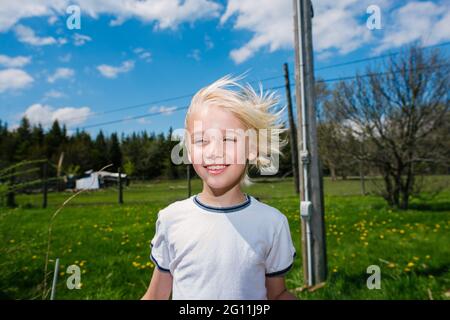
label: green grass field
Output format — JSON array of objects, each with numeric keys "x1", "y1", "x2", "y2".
[{"x1": 1, "y1": 177, "x2": 449, "y2": 300}]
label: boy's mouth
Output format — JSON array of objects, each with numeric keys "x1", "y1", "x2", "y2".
[{"x1": 203, "y1": 164, "x2": 230, "y2": 175}]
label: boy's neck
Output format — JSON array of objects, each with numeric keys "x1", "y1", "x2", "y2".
[{"x1": 198, "y1": 184, "x2": 247, "y2": 207}]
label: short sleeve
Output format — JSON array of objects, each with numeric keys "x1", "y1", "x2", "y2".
[
  {"x1": 265, "y1": 215, "x2": 296, "y2": 277},
  {"x1": 150, "y1": 212, "x2": 171, "y2": 273}
]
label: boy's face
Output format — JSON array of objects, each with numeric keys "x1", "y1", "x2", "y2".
[{"x1": 186, "y1": 105, "x2": 250, "y2": 191}]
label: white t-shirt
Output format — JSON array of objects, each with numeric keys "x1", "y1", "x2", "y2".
[{"x1": 149, "y1": 194, "x2": 296, "y2": 300}]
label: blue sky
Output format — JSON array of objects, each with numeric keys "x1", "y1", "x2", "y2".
[{"x1": 0, "y1": 0, "x2": 449, "y2": 138}]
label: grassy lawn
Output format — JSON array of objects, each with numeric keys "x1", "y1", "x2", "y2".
[{"x1": 1, "y1": 176, "x2": 449, "y2": 299}]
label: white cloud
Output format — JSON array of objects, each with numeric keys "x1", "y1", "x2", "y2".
[
  {"x1": 47, "y1": 67, "x2": 74, "y2": 83},
  {"x1": 0, "y1": 0, "x2": 222, "y2": 32},
  {"x1": 47, "y1": 15, "x2": 58, "y2": 25},
  {"x1": 0, "y1": 68, "x2": 34, "y2": 93},
  {"x1": 14, "y1": 24, "x2": 57, "y2": 46},
  {"x1": 22, "y1": 103, "x2": 91, "y2": 127},
  {"x1": 73, "y1": 33, "x2": 92, "y2": 46},
  {"x1": 149, "y1": 105, "x2": 176, "y2": 115},
  {"x1": 44, "y1": 89, "x2": 65, "y2": 99},
  {"x1": 0, "y1": 54, "x2": 31, "y2": 68},
  {"x1": 376, "y1": 1, "x2": 450, "y2": 53},
  {"x1": 188, "y1": 49, "x2": 201, "y2": 61},
  {"x1": 221, "y1": 0, "x2": 376, "y2": 64},
  {"x1": 134, "y1": 48, "x2": 152, "y2": 62},
  {"x1": 97, "y1": 60, "x2": 134, "y2": 78},
  {"x1": 137, "y1": 117, "x2": 152, "y2": 124}
]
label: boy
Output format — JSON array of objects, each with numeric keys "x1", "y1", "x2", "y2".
[{"x1": 141, "y1": 76, "x2": 297, "y2": 300}]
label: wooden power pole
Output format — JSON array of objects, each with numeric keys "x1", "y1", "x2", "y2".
[
  {"x1": 284, "y1": 63, "x2": 300, "y2": 194},
  {"x1": 292, "y1": 0, "x2": 327, "y2": 287}
]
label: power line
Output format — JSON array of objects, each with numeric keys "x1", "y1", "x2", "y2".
[
  {"x1": 315, "y1": 41, "x2": 450, "y2": 71},
  {"x1": 67, "y1": 74, "x2": 287, "y2": 123},
  {"x1": 77, "y1": 63, "x2": 450, "y2": 130},
  {"x1": 64, "y1": 41, "x2": 450, "y2": 125},
  {"x1": 80, "y1": 105, "x2": 189, "y2": 130},
  {"x1": 78, "y1": 41, "x2": 450, "y2": 121}
]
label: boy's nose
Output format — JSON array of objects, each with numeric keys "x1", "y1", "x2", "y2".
[{"x1": 204, "y1": 140, "x2": 225, "y2": 163}]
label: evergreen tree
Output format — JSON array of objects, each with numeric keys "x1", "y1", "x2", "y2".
[{"x1": 109, "y1": 132, "x2": 122, "y2": 171}]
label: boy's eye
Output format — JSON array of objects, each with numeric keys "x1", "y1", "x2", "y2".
[
  {"x1": 194, "y1": 138, "x2": 206, "y2": 144},
  {"x1": 224, "y1": 137, "x2": 236, "y2": 142}
]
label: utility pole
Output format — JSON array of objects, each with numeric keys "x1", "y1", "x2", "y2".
[
  {"x1": 283, "y1": 63, "x2": 300, "y2": 194},
  {"x1": 292, "y1": 0, "x2": 327, "y2": 287}
]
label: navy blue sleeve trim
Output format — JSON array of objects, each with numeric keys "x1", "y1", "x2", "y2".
[
  {"x1": 265, "y1": 251, "x2": 296, "y2": 277},
  {"x1": 149, "y1": 242, "x2": 171, "y2": 273}
]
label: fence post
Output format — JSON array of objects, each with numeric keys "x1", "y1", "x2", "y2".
[
  {"x1": 50, "y1": 258, "x2": 60, "y2": 300},
  {"x1": 43, "y1": 161, "x2": 48, "y2": 208},
  {"x1": 187, "y1": 164, "x2": 192, "y2": 198},
  {"x1": 118, "y1": 167, "x2": 123, "y2": 204},
  {"x1": 7, "y1": 168, "x2": 16, "y2": 208}
]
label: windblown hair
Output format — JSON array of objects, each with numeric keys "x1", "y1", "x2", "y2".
[{"x1": 185, "y1": 74, "x2": 287, "y2": 184}]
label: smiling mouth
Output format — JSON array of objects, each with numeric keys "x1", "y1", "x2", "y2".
[{"x1": 203, "y1": 164, "x2": 230, "y2": 175}]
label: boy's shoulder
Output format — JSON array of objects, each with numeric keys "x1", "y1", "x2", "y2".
[
  {"x1": 250, "y1": 196, "x2": 289, "y2": 225},
  {"x1": 158, "y1": 197, "x2": 194, "y2": 216}
]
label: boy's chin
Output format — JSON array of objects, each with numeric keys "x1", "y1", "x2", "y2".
[{"x1": 203, "y1": 175, "x2": 241, "y2": 191}]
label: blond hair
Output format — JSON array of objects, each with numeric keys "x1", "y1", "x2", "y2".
[{"x1": 185, "y1": 74, "x2": 287, "y2": 184}]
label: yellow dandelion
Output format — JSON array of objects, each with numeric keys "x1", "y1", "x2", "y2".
[
  {"x1": 407, "y1": 262, "x2": 414, "y2": 268},
  {"x1": 413, "y1": 256, "x2": 419, "y2": 261},
  {"x1": 32, "y1": 255, "x2": 37, "y2": 260},
  {"x1": 388, "y1": 263, "x2": 395, "y2": 268},
  {"x1": 364, "y1": 242, "x2": 369, "y2": 246},
  {"x1": 404, "y1": 268, "x2": 410, "y2": 272},
  {"x1": 379, "y1": 235, "x2": 384, "y2": 239},
  {"x1": 399, "y1": 230, "x2": 405, "y2": 234},
  {"x1": 426, "y1": 255, "x2": 431, "y2": 259},
  {"x1": 60, "y1": 272, "x2": 65, "y2": 276},
  {"x1": 9, "y1": 239, "x2": 15, "y2": 243}
]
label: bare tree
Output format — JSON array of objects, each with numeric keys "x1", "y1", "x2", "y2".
[{"x1": 328, "y1": 46, "x2": 449, "y2": 209}]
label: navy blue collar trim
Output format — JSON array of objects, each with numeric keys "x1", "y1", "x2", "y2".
[{"x1": 193, "y1": 194, "x2": 251, "y2": 213}]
